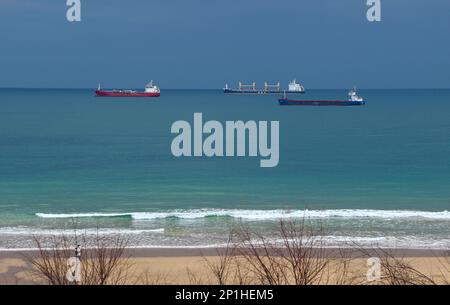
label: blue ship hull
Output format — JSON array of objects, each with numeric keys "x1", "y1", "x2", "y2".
[{"x1": 278, "y1": 98, "x2": 366, "y2": 106}]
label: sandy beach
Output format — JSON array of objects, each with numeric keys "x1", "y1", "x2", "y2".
[{"x1": 1, "y1": 248, "x2": 449, "y2": 285}]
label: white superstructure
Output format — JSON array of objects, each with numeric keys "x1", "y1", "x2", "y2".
[
  {"x1": 288, "y1": 79, "x2": 305, "y2": 92},
  {"x1": 145, "y1": 81, "x2": 160, "y2": 93},
  {"x1": 348, "y1": 88, "x2": 364, "y2": 102}
]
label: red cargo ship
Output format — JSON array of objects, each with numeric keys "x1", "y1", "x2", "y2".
[{"x1": 95, "y1": 81, "x2": 160, "y2": 97}]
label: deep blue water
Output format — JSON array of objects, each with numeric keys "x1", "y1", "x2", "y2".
[{"x1": 0, "y1": 89, "x2": 449, "y2": 249}]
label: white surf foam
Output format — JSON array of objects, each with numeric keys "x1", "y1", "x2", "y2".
[
  {"x1": 1, "y1": 235, "x2": 448, "y2": 251},
  {"x1": 0, "y1": 227, "x2": 164, "y2": 236},
  {"x1": 35, "y1": 212, "x2": 133, "y2": 219},
  {"x1": 35, "y1": 209, "x2": 450, "y2": 221}
]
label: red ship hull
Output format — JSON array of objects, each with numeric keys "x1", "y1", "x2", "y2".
[{"x1": 95, "y1": 90, "x2": 160, "y2": 97}]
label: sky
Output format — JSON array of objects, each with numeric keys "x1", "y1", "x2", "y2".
[{"x1": 0, "y1": 0, "x2": 449, "y2": 89}]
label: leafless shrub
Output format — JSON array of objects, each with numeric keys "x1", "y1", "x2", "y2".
[
  {"x1": 277, "y1": 219, "x2": 330, "y2": 285},
  {"x1": 435, "y1": 253, "x2": 450, "y2": 285},
  {"x1": 234, "y1": 219, "x2": 335, "y2": 284},
  {"x1": 81, "y1": 232, "x2": 130, "y2": 285},
  {"x1": 233, "y1": 223, "x2": 288, "y2": 285},
  {"x1": 204, "y1": 218, "x2": 361, "y2": 285},
  {"x1": 25, "y1": 230, "x2": 130, "y2": 285},
  {"x1": 359, "y1": 247, "x2": 438, "y2": 285},
  {"x1": 203, "y1": 233, "x2": 237, "y2": 285},
  {"x1": 380, "y1": 258, "x2": 436, "y2": 285},
  {"x1": 201, "y1": 231, "x2": 255, "y2": 285},
  {"x1": 230, "y1": 257, "x2": 254, "y2": 285},
  {"x1": 329, "y1": 248, "x2": 364, "y2": 285}
]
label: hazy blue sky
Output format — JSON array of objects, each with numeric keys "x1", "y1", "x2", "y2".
[{"x1": 0, "y1": 0, "x2": 449, "y2": 89}]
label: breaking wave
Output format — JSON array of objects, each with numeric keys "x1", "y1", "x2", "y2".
[
  {"x1": 0, "y1": 227, "x2": 164, "y2": 236},
  {"x1": 35, "y1": 209, "x2": 450, "y2": 221}
]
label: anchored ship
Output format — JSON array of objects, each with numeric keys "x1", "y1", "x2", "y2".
[
  {"x1": 224, "y1": 79, "x2": 305, "y2": 94},
  {"x1": 95, "y1": 81, "x2": 160, "y2": 97},
  {"x1": 278, "y1": 88, "x2": 366, "y2": 106}
]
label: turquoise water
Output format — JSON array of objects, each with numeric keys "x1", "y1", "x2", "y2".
[{"x1": 0, "y1": 89, "x2": 449, "y2": 249}]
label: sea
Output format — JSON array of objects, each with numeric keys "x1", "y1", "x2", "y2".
[{"x1": 0, "y1": 88, "x2": 449, "y2": 250}]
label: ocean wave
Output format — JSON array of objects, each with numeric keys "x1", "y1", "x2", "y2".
[
  {"x1": 1, "y1": 235, "x2": 449, "y2": 250},
  {"x1": 0, "y1": 227, "x2": 164, "y2": 236},
  {"x1": 35, "y1": 209, "x2": 450, "y2": 221},
  {"x1": 269, "y1": 235, "x2": 450, "y2": 249}
]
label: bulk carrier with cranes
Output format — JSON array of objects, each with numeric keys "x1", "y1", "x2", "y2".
[{"x1": 224, "y1": 79, "x2": 305, "y2": 94}]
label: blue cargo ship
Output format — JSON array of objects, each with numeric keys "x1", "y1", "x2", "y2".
[{"x1": 278, "y1": 88, "x2": 366, "y2": 106}]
